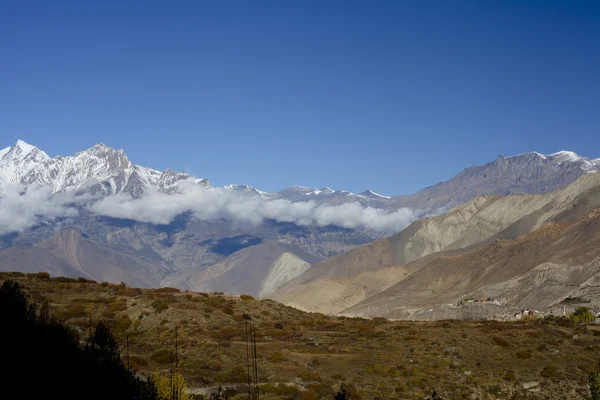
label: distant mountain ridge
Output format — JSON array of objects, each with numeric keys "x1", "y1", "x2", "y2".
[
  {"x1": 2, "y1": 139, "x2": 600, "y2": 293},
  {"x1": 2, "y1": 140, "x2": 598, "y2": 212},
  {"x1": 391, "y1": 151, "x2": 600, "y2": 211}
]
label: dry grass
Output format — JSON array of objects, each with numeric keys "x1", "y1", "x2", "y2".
[{"x1": 3, "y1": 272, "x2": 599, "y2": 399}]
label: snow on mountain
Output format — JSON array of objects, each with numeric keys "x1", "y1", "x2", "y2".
[
  {"x1": 0, "y1": 140, "x2": 50, "y2": 184},
  {"x1": 1, "y1": 140, "x2": 599, "y2": 213},
  {"x1": 358, "y1": 190, "x2": 391, "y2": 199},
  {"x1": 0, "y1": 140, "x2": 209, "y2": 197},
  {"x1": 506, "y1": 150, "x2": 600, "y2": 173},
  {"x1": 222, "y1": 184, "x2": 271, "y2": 198}
]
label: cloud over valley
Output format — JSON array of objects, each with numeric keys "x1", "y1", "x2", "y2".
[{"x1": 1, "y1": 181, "x2": 417, "y2": 235}]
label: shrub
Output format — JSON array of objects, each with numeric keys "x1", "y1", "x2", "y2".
[
  {"x1": 503, "y1": 370, "x2": 516, "y2": 381},
  {"x1": 52, "y1": 277, "x2": 77, "y2": 283},
  {"x1": 240, "y1": 294, "x2": 254, "y2": 301},
  {"x1": 274, "y1": 322, "x2": 284, "y2": 329},
  {"x1": 61, "y1": 303, "x2": 87, "y2": 320},
  {"x1": 108, "y1": 301, "x2": 127, "y2": 312},
  {"x1": 155, "y1": 287, "x2": 180, "y2": 293},
  {"x1": 150, "y1": 348, "x2": 173, "y2": 365},
  {"x1": 112, "y1": 315, "x2": 132, "y2": 334},
  {"x1": 269, "y1": 351, "x2": 287, "y2": 363},
  {"x1": 259, "y1": 383, "x2": 300, "y2": 396},
  {"x1": 223, "y1": 365, "x2": 247, "y2": 383},
  {"x1": 492, "y1": 336, "x2": 510, "y2": 347},
  {"x1": 541, "y1": 365, "x2": 557, "y2": 378},
  {"x1": 32, "y1": 272, "x2": 51, "y2": 281},
  {"x1": 299, "y1": 371, "x2": 321, "y2": 381},
  {"x1": 221, "y1": 307, "x2": 234, "y2": 315},
  {"x1": 487, "y1": 385, "x2": 502, "y2": 395},
  {"x1": 516, "y1": 350, "x2": 532, "y2": 359},
  {"x1": 152, "y1": 300, "x2": 169, "y2": 313},
  {"x1": 572, "y1": 307, "x2": 595, "y2": 323}
]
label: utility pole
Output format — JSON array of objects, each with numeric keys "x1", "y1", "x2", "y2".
[
  {"x1": 126, "y1": 335, "x2": 130, "y2": 370},
  {"x1": 175, "y1": 327, "x2": 179, "y2": 400},
  {"x1": 170, "y1": 351, "x2": 174, "y2": 400},
  {"x1": 245, "y1": 318, "x2": 252, "y2": 400},
  {"x1": 251, "y1": 317, "x2": 259, "y2": 400}
]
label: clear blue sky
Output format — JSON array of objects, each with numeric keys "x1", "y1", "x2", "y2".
[{"x1": 1, "y1": 1, "x2": 599, "y2": 195}]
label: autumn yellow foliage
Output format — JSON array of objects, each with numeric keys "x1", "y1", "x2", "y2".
[{"x1": 150, "y1": 370, "x2": 190, "y2": 400}]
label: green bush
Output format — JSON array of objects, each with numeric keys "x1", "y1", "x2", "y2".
[
  {"x1": 268, "y1": 351, "x2": 287, "y2": 363},
  {"x1": 152, "y1": 300, "x2": 169, "y2": 313},
  {"x1": 240, "y1": 294, "x2": 254, "y2": 301},
  {"x1": 487, "y1": 385, "x2": 502, "y2": 395},
  {"x1": 572, "y1": 307, "x2": 595, "y2": 323},
  {"x1": 108, "y1": 301, "x2": 127, "y2": 312},
  {"x1": 221, "y1": 306, "x2": 234, "y2": 315},
  {"x1": 259, "y1": 383, "x2": 300, "y2": 395}
]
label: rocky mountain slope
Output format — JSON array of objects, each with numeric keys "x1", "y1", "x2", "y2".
[
  {"x1": 0, "y1": 230, "x2": 168, "y2": 287},
  {"x1": 346, "y1": 207, "x2": 600, "y2": 320},
  {"x1": 184, "y1": 241, "x2": 320, "y2": 298},
  {"x1": 270, "y1": 173, "x2": 600, "y2": 314},
  {"x1": 392, "y1": 151, "x2": 600, "y2": 210}
]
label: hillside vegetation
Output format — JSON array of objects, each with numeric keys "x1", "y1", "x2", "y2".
[{"x1": 3, "y1": 272, "x2": 600, "y2": 399}]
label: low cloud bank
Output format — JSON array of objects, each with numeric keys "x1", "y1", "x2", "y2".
[
  {"x1": 0, "y1": 184, "x2": 84, "y2": 234},
  {"x1": 89, "y1": 181, "x2": 417, "y2": 232},
  {"x1": 1, "y1": 181, "x2": 418, "y2": 234}
]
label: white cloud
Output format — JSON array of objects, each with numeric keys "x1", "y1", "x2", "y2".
[
  {"x1": 87, "y1": 181, "x2": 417, "y2": 233},
  {"x1": 0, "y1": 180, "x2": 418, "y2": 234},
  {"x1": 0, "y1": 183, "x2": 80, "y2": 234}
]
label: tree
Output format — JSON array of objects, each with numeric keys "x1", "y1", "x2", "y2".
[
  {"x1": 572, "y1": 307, "x2": 595, "y2": 323},
  {"x1": 588, "y1": 360, "x2": 600, "y2": 400},
  {"x1": 0, "y1": 279, "x2": 160, "y2": 400},
  {"x1": 151, "y1": 370, "x2": 190, "y2": 400},
  {"x1": 334, "y1": 385, "x2": 349, "y2": 400},
  {"x1": 86, "y1": 321, "x2": 120, "y2": 358}
]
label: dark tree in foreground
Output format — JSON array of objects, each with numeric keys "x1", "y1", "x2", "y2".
[
  {"x1": 588, "y1": 360, "x2": 600, "y2": 400},
  {"x1": 0, "y1": 279, "x2": 158, "y2": 400},
  {"x1": 427, "y1": 391, "x2": 444, "y2": 400},
  {"x1": 335, "y1": 385, "x2": 350, "y2": 400}
]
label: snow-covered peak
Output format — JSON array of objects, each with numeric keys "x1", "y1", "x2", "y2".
[
  {"x1": 0, "y1": 140, "x2": 50, "y2": 184},
  {"x1": 505, "y1": 150, "x2": 600, "y2": 174},
  {"x1": 13, "y1": 140, "x2": 38, "y2": 155},
  {"x1": 0, "y1": 140, "x2": 210, "y2": 196},
  {"x1": 548, "y1": 150, "x2": 580, "y2": 161},
  {"x1": 358, "y1": 190, "x2": 391, "y2": 199},
  {"x1": 222, "y1": 184, "x2": 270, "y2": 197},
  {"x1": 507, "y1": 151, "x2": 547, "y2": 160}
]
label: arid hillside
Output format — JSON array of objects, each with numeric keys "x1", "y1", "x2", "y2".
[
  {"x1": 346, "y1": 208, "x2": 600, "y2": 320},
  {"x1": 270, "y1": 173, "x2": 600, "y2": 315},
  {"x1": 4, "y1": 272, "x2": 600, "y2": 399}
]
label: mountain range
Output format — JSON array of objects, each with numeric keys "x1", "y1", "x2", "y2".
[{"x1": 1, "y1": 139, "x2": 600, "y2": 317}]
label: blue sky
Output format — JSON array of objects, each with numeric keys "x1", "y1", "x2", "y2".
[{"x1": 1, "y1": 1, "x2": 599, "y2": 195}]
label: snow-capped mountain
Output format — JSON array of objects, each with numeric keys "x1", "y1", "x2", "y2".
[
  {"x1": 0, "y1": 140, "x2": 51, "y2": 184},
  {"x1": 0, "y1": 141, "x2": 209, "y2": 197},
  {"x1": 2, "y1": 140, "x2": 600, "y2": 213}
]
